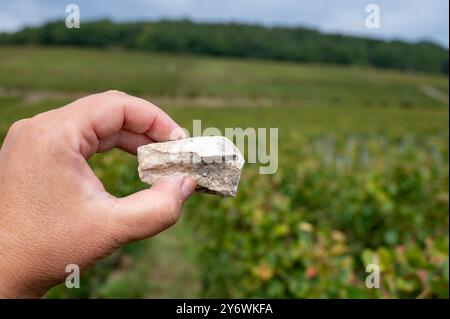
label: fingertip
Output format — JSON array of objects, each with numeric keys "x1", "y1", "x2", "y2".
[
  {"x1": 151, "y1": 175, "x2": 184, "y2": 191},
  {"x1": 151, "y1": 175, "x2": 197, "y2": 200},
  {"x1": 169, "y1": 127, "x2": 189, "y2": 141},
  {"x1": 181, "y1": 176, "x2": 197, "y2": 199}
]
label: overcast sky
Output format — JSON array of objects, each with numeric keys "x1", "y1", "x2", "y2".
[{"x1": 0, "y1": 0, "x2": 448, "y2": 47}]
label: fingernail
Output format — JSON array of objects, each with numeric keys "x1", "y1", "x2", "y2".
[
  {"x1": 178, "y1": 130, "x2": 188, "y2": 139},
  {"x1": 169, "y1": 127, "x2": 188, "y2": 140},
  {"x1": 181, "y1": 176, "x2": 197, "y2": 198}
]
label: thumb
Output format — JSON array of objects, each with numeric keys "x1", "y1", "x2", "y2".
[{"x1": 110, "y1": 176, "x2": 197, "y2": 243}]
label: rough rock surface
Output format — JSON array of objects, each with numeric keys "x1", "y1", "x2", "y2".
[{"x1": 137, "y1": 136, "x2": 245, "y2": 197}]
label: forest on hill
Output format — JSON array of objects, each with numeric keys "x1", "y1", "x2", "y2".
[{"x1": 0, "y1": 20, "x2": 448, "y2": 74}]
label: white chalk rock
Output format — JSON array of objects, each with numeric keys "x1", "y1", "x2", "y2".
[{"x1": 137, "y1": 136, "x2": 245, "y2": 197}]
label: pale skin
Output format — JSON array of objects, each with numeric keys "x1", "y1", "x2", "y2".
[{"x1": 0, "y1": 91, "x2": 197, "y2": 298}]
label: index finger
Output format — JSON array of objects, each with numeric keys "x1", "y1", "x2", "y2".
[{"x1": 64, "y1": 90, "x2": 184, "y2": 157}]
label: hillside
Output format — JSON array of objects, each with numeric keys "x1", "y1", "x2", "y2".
[
  {"x1": 0, "y1": 20, "x2": 448, "y2": 74},
  {"x1": 0, "y1": 46, "x2": 448, "y2": 298},
  {"x1": 0, "y1": 46, "x2": 448, "y2": 109}
]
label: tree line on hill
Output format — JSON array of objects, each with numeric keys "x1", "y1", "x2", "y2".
[{"x1": 0, "y1": 20, "x2": 448, "y2": 74}]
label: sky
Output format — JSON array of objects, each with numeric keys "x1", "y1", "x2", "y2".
[{"x1": 0, "y1": 0, "x2": 448, "y2": 47}]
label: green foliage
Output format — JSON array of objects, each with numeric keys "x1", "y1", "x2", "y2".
[
  {"x1": 0, "y1": 20, "x2": 448, "y2": 74},
  {"x1": 185, "y1": 133, "x2": 448, "y2": 298},
  {"x1": 0, "y1": 47, "x2": 448, "y2": 298}
]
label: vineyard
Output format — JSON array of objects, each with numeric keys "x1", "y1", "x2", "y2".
[{"x1": 0, "y1": 46, "x2": 448, "y2": 298}]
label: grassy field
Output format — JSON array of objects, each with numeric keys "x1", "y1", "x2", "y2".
[{"x1": 0, "y1": 46, "x2": 448, "y2": 298}]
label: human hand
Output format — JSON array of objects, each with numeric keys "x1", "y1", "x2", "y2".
[{"x1": 0, "y1": 91, "x2": 197, "y2": 298}]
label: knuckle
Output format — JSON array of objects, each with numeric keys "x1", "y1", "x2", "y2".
[
  {"x1": 88, "y1": 90, "x2": 128, "y2": 107},
  {"x1": 104, "y1": 89, "x2": 127, "y2": 97},
  {"x1": 7, "y1": 118, "x2": 30, "y2": 135},
  {"x1": 30, "y1": 112, "x2": 48, "y2": 123},
  {"x1": 29, "y1": 113, "x2": 53, "y2": 135},
  {"x1": 158, "y1": 192, "x2": 181, "y2": 226},
  {"x1": 28, "y1": 111, "x2": 68, "y2": 149},
  {"x1": 165, "y1": 211, "x2": 180, "y2": 227}
]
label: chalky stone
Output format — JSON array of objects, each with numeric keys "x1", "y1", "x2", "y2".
[{"x1": 137, "y1": 136, "x2": 245, "y2": 197}]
